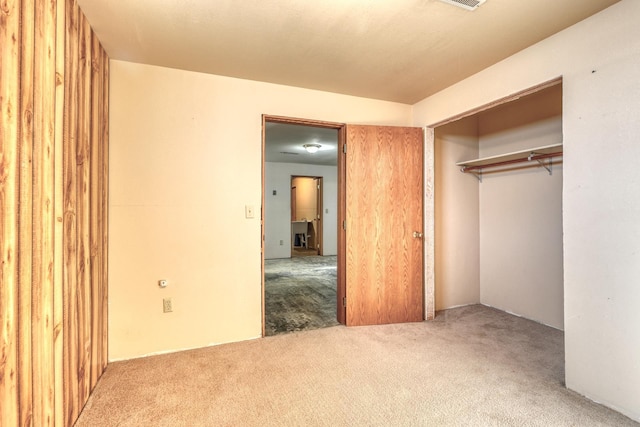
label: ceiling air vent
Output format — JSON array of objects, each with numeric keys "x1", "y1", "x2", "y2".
[{"x1": 438, "y1": 0, "x2": 486, "y2": 11}]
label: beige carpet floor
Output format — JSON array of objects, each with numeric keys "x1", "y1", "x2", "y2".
[{"x1": 75, "y1": 305, "x2": 638, "y2": 426}]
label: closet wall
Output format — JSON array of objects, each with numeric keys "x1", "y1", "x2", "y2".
[
  {"x1": 0, "y1": 1, "x2": 109, "y2": 426},
  {"x1": 434, "y1": 84, "x2": 563, "y2": 329},
  {"x1": 435, "y1": 117, "x2": 480, "y2": 310},
  {"x1": 478, "y1": 85, "x2": 564, "y2": 329}
]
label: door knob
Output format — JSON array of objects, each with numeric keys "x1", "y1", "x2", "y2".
[{"x1": 413, "y1": 231, "x2": 423, "y2": 238}]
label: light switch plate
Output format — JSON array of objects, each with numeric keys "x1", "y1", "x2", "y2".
[{"x1": 245, "y1": 205, "x2": 255, "y2": 218}]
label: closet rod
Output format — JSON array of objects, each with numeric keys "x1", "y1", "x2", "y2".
[{"x1": 461, "y1": 151, "x2": 562, "y2": 173}]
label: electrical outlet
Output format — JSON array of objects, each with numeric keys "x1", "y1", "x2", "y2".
[{"x1": 163, "y1": 298, "x2": 173, "y2": 313}]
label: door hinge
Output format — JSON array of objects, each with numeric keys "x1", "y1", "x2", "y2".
[
  {"x1": 342, "y1": 220, "x2": 346, "y2": 230},
  {"x1": 343, "y1": 144, "x2": 347, "y2": 154},
  {"x1": 343, "y1": 296, "x2": 347, "y2": 308}
]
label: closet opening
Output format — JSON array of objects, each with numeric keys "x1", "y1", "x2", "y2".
[{"x1": 427, "y1": 78, "x2": 564, "y2": 330}]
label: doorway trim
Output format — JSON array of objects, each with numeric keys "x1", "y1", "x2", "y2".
[
  {"x1": 423, "y1": 76, "x2": 562, "y2": 322},
  {"x1": 261, "y1": 115, "x2": 346, "y2": 337}
]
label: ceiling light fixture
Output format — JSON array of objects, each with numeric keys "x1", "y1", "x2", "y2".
[{"x1": 303, "y1": 143, "x2": 321, "y2": 154}]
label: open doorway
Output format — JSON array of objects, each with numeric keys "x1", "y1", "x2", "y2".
[
  {"x1": 263, "y1": 116, "x2": 425, "y2": 333},
  {"x1": 291, "y1": 176, "x2": 323, "y2": 257},
  {"x1": 262, "y1": 119, "x2": 340, "y2": 336}
]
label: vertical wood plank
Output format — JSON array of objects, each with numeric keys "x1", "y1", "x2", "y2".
[
  {"x1": 31, "y1": 0, "x2": 58, "y2": 424},
  {"x1": 0, "y1": 0, "x2": 21, "y2": 425},
  {"x1": 100, "y1": 52, "x2": 109, "y2": 372},
  {"x1": 54, "y1": 0, "x2": 67, "y2": 424},
  {"x1": 63, "y1": 0, "x2": 79, "y2": 423},
  {"x1": 18, "y1": 0, "x2": 35, "y2": 425},
  {"x1": 76, "y1": 7, "x2": 92, "y2": 411},
  {"x1": 89, "y1": 31, "x2": 101, "y2": 389}
]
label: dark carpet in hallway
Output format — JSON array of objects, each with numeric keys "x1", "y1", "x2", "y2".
[{"x1": 265, "y1": 255, "x2": 339, "y2": 336}]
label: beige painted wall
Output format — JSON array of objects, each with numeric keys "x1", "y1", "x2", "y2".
[
  {"x1": 478, "y1": 86, "x2": 563, "y2": 329},
  {"x1": 413, "y1": 0, "x2": 640, "y2": 420},
  {"x1": 292, "y1": 177, "x2": 318, "y2": 248},
  {"x1": 109, "y1": 60, "x2": 412, "y2": 360},
  {"x1": 292, "y1": 177, "x2": 317, "y2": 222},
  {"x1": 434, "y1": 117, "x2": 480, "y2": 310}
]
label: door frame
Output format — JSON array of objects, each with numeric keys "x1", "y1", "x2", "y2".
[{"x1": 261, "y1": 115, "x2": 347, "y2": 337}]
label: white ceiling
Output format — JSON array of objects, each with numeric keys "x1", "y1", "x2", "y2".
[
  {"x1": 77, "y1": 0, "x2": 619, "y2": 104},
  {"x1": 265, "y1": 123, "x2": 339, "y2": 166},
  {"x1": 76, "y1": 0, "x2": 618, "y2": 166}
]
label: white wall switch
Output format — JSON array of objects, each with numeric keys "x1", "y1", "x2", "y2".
[
  {"x1": 158, "y1": 279, "x2": 168, "y2": 288},
  {"x1": 245, "y1": 205, "x2": 255, "y2": 218}
]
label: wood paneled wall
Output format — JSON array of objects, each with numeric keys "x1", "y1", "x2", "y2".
[{"x1": 1, "y1": 1, "x2": 109, "y2": 426}]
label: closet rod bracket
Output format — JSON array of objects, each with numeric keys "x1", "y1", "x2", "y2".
[
  {"x1": 529, "y1": 152, "x2": 552, "y2": 175},
  {"x1": 460, "y1": 167, "x2": 482, "y2": 182}
]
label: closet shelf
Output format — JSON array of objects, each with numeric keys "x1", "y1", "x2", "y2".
[{"x1": 456, "y1": 143, "x2": 563, "y2": 180}]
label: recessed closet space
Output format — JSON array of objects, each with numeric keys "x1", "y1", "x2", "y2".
[{"x1": 435, "y1": 82, "x2": 564, "y2": 329}]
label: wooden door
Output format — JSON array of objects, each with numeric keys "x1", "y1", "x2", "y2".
[{"x1": 345, "y1": 125, "x2": 424, "y2": 326}]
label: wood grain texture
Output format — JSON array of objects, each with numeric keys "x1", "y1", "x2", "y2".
[
  {"x1": 19, "y1": 0, "x2": 35, "y2": 424},
  {"x1": 76, "y1": 12, "x2": 92, "y2": 410},
  {"x1": 63, "y1": 1, "x2": 80, "y2": 423},
  {"x1": 32, "y1": 0, "x2": 58, "y2": 422},
  {"x1": 100, "y1": 53, "x2": 109, "y2": 370},
  {"x1": 337, "y1": 126, "x2": 347, "y2": 324},
  {"x1": 345, "y1": 125, "x2": 424, "y2": 326},
  {"x1": 89, "y1": 31, "x2": 102, "y2": 389},
  {"x1": 54, "y1": 0, "x2": 67, "y2": 424},
  {"x1": 1, "y1": 0, "x2": 22, "y2": 425},
  {"x1": 0, "y1": 0, "x2": 109, "y2": 425}
]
